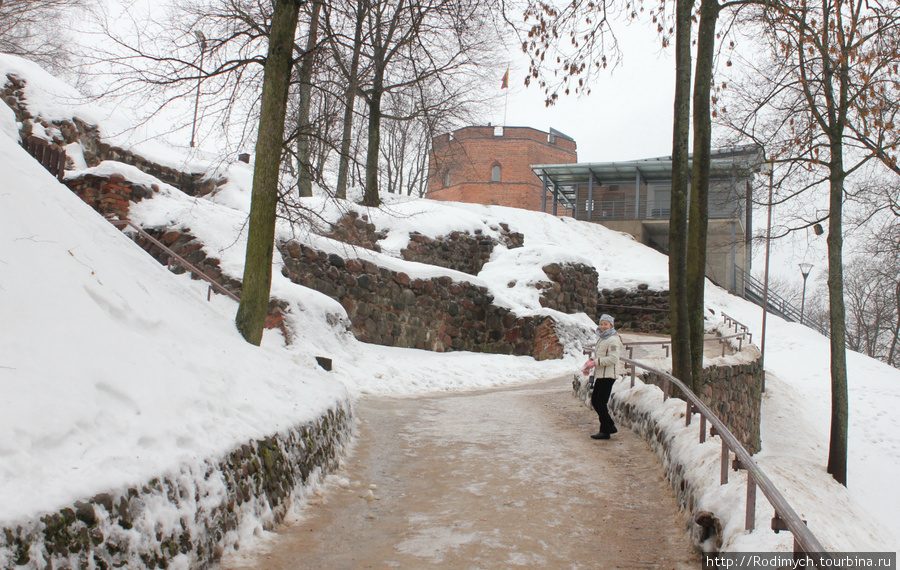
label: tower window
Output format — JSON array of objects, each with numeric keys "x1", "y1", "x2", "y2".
[
  {"x1": 444, "y1": 170, "x2": 451, "y2": 187},
  {"x1": 491, "y1": 165, "x2": 501, "y2": 182}
]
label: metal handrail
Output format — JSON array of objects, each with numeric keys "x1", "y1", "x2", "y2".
[
  {"x1": 109, "y1": 219, "x2": 240, "y2": 302},
  {"x1": 734, "y1": 267, "x2": 831, "y2": 339},
  {"x1": 623, "y1": 331, "x2": 750, "y2": 359},
  {"x1": 620, "y1": 356, "x2": 834, "y2": 563}
]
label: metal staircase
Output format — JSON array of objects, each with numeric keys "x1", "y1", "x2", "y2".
[{"x1": 735, "y1": 266, "x2": 831, "y2": 338}]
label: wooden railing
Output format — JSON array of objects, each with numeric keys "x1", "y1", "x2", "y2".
[{"x1": 109, "y1": 219, "x2": 284, "y2": 331}]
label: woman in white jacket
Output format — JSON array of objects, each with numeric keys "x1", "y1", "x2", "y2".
[{"x1": 591, "y1": 314, "x2": 625, "y2": 440}]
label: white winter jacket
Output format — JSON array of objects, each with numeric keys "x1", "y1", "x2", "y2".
[{"x1": 593, "y1": 333, "x2": 625, "y2": 379}]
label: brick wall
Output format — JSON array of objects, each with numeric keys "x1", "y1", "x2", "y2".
[
  {"x1": 5, "y1": 73, "x2": 218, "y2": 197},
  {"x1": 427, "y1": 126, "x2": 577, "y2": 211},
  {"x1": 65, "y1": 173, "x2": 155, "y2": 220}
]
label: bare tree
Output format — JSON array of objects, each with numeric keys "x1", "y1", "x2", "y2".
[
  {"x1": 235, "y1": 0, "x2": 303, "y2": 345},
  {"x1": 294, "y1": 0, "x2": 323, "y2": 197},
  {"x1": 0, "y1": 0, "x2": 91, "y2": 80},
  {"x1": 722, "y1": 0, "x2": 900, "y2": 485},
  {"x1": 348, "y1": 0, "x2": 502, "y2": 206}
]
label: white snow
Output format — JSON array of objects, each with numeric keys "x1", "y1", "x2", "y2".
[{"x1": 2, "y1": 52, "x2": 898, "y2": 561}]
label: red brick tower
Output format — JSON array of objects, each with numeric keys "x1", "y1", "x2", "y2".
[{"x1": 426, "y1": 126, "x2": 577, "y2": 211}]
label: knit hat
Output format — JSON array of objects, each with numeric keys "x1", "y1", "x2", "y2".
[{"x1": 599, "y1": 314, "x2": 614, "y2": 326}]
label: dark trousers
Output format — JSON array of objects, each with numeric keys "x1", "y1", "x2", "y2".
[{"x1": 590, "y1": 377, "x2": 617, "y2": 434}]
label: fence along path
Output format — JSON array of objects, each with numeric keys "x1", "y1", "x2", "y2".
[{"x1": 620, "y1": 316, "x2": 835, "y2": 566}]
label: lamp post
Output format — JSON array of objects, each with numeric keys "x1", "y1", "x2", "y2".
[
  {"x1": 799, "y1": 262, "x2": 813, "y2": 325},
  {"x1": 759, "y1": 160, "x2": 774, "y2": 390},
  {"x1": 190, "y1": 31, "x2": 207, "y2": 148}
]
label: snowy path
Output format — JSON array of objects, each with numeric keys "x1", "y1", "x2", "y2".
[{"x1": 218, "y1": 376, "x2": 699, "y2": 568}]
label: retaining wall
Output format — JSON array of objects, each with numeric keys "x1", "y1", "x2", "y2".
[
  {"x1": 626, "y1": 349, "x2": 763, "y2": 455},
  {"x1": 0, "y1": 405, "x2": 352, "y2": 569},
  {"x1": 279, "y1": 240, "x2": 564, "y2": 359},
  {"x1": 598, "y1": 285, "x2": 670, "y2": 334},
  {"x1": 539, "y1": 262, "x2": 599, "y2": 322},
  {"x1": 4, "y1": 73, "x2": 217, "y2": 197}
]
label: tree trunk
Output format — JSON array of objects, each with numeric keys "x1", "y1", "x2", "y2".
[
  {"x1": 296, "y1": 0, "x2": 322, "y2": 198},
  {"x1": 335, "y1": 0, "x2": 365, "y2": 200},
  {"x1": 888, "y1": 280, "x2": 900, "y2": 366},
  {"x1": 364, "y1": 83, "x2": 383, "y2": 206},
  {"x1": 235, "y1": 0, "x2": 301, "y2": 345},
  {"x1": 826, "y1": 148, "x2": 849, "y2": 486},
  {"x1": 669, "y1": 0, "x2": 694, "y2": 386},
  {"x1": 686, "y1": 0, "x2": 720, "y2": 391}
]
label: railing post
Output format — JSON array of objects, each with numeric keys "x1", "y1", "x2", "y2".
[
  {"x1": 685, "y1": 401, "x2": 693, "y2": 426},
  {"x1": 746, "y1": 472, "x2": 757, "y2": 530},
  {"x1": 630, "y1": 366, "x2": 636, "y2": 388},
  {"x1": 699, "y1": 414, "x2": 707, "y2": 443},
  {"x1": 721, "y1": 441, "x2": 729, "y2": 485}
]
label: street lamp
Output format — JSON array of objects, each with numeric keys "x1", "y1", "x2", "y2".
[
  {"x1": 759, "y1": 159, "x2": 774, "y2": 390},
  {"x1": 799, "y1": 262, "x2": 813, "y2": 325},
  {"x1": 190, "y1": 30, "x2": 207, "y2": 148}
]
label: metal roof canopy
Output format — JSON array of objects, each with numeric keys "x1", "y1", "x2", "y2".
[{"x1": 532, "y1": 147, "x2": 761, "y2": 187}]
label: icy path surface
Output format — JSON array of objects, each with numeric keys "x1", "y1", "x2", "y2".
[{"x1": 219, "y1": 376, "x2": 699, "y2": 568}]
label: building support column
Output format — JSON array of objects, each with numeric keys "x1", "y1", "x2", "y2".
[
  {"x1": 635, "y1": 169, "x2": 641, "y2": 218},
  {"x1": 588, "y1": 173, "x2": 594, "y2": 223},
  {"x1": 541, "y1": 173, "x2": 548, "y2": 213}
]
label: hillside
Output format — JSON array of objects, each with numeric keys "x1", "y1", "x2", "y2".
[{"x1": 2, "y1": 52, "x2": 899, "y2": 566}]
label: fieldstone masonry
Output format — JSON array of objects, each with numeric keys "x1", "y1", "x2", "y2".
[
  {"x1": 625, "y1": 351, "x2": 763, "y2": 454},
  {"x1": 0, "y1": 405, "x2": 352, "y2": 569},
  {"x1": 538, "y1": 262, "x2": 599, "y2": 322},
  {"x1": 400, "y1": 224, "x2": 524, "y2": 276},
  {"x1": 5, "y1": 73, "x2": 219, "y2": 197},
  {"x1": 598, "y1": 285, "x2": 671, "y2": 334},
  {"x1": 325, "y1": 212, "x2": 384, "y2": 252},
  {"x1": 279, "y1": 240, "x2": 564, "y2": 359}
]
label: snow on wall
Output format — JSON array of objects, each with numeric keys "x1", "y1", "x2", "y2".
[{"x1": 0, "y1": 405, "x2": 352, "y2": 569}]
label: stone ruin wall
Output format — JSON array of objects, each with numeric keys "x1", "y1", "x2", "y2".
[
  {"x1": 4, "y1": 73, "x2": 219, "y2": 197},
  {"x1": 279, "y1": 240, "x2": 565, "y2": 360},
  {"x1": 598, "y1": 285, "x2": 671, "y2": 334}
]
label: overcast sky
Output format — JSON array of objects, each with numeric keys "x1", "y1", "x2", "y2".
[{"x1": 491, "y1": 21, "x2": 677, "y2": 163}]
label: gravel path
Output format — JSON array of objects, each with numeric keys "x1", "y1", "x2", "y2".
[{"x1": 219, "y1": 375, "x2": 699, "y2": 569}]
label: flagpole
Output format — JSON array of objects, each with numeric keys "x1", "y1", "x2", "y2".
[
  {"x1": 504, "y1": 85, "x2": 509, "y2": 127},
  {"x1": 502, "y1": 66, "x2": 509, "y2": 127}
]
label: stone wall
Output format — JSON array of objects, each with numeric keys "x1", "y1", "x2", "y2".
[
  {"x1": 632, "y1": 346, "x2": 763, "y2": 454},
  {"x1": 64, "y1": 172, "x2": 155, "y2": 220},
  {"x1": 4, "y1": 73, "x2": 218, "y2": 197},
  {"x1": 401, "y1": 231, "x2": 495, "y2": 275},
  {"x1": 131, "y1": 226, "x2": 244, "y2": 300},
  {"x1": 598, "y1": 285, "x2": 670, "y2": 333},
  {"x1": 539, "y1": 262, "x2": 599, "y2": 321},
  {"x1": 399, "y1": 224, "x2": 525, "y2": 276},
  {"x1": 325, "y1": 212, "x2": 384, "y2": 252},
  {"x1": 279, "y1": 240, "x2": 564, "y2": 360},
  {"x1": 0, "y1": 405, "x2": 352, "y2": 569}
]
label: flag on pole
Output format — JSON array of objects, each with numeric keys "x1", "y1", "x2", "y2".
[{"x1": 500, "y1": 69, "x2": 509, "y2": 89}]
